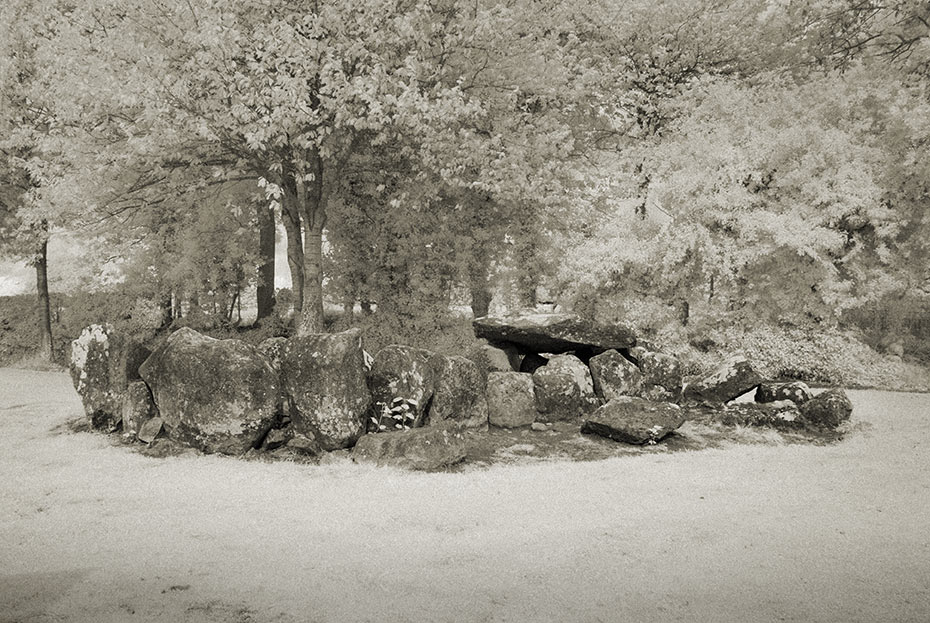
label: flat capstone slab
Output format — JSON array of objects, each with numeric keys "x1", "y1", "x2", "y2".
[{"x1": 473, "y1": 313, "x2": 636, "y2": 355}]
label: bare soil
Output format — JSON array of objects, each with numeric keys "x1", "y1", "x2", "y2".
[{"x1": 1, "y1": 368, "x2": 928, "y2": 622}]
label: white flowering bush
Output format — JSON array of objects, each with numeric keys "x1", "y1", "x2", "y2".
[{"x1": 369, "y1": 397, "x2": 417, "y2": 433}]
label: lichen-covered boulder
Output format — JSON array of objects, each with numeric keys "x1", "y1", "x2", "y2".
[
  {"x1": 683, "y1": 356, "x2": 763, "y2": 405},
  {"x1": 121, "y1": 380, "x2": 158, "y2": 437},
  {"x1": 473, "y1": 313, "x2": 636, "y2": 354},
  {"x1": 138, "y1": 328, "x2": 278, "y2": 454},
  {"x1": 589, "y1": 349, "x2": 643, "y2": 401},
  {"x1": 581, "y1": 397, "x2": 685, "y2": 445},
  {"x1": 69, "y1": 324, "x2": 151, "y2": 431},
  {"x1": 281, "y1": 328, "x2": 370, "y2": 451},
  {"x1": 429, "y1": 355, "x2": 489, "y2": 430},
  {"x1": 353, "y1": 425, "x2": 467, "y2": 471},
  {"x1": 636, "y1": 350, "x2": 683, "y2": 398},
  {"x1": 755, "y1": 381, "x2": 813, "y2": 405},
  {"x1": 799, "y1": 389, "x2": 853, "y2": 428},
  {"x1": 718, "y1": 401, "x2": 802, "y2": 430},
  {"x1": 532, "y1": 354, "x2": 597, "y2": 422},
  {"x1": 367, "y1": 345, "x2": 437, "y2": 430},
  {"x1": 487, "y1": 372, "x2": 536, "y2": 428}
]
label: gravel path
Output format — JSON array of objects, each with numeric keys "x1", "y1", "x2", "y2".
[{"x1": 1, "y1": 368, "x2": 928, "y2": 622}]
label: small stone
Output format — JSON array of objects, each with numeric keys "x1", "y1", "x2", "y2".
[
  {"x1": 287, "y1": 434, "x2": 321, "y2": 455},
  {"x1": 531, "y1": 422, "x2": 551, "y2": 432},
  {"x1": 137, "y1": 417, "x2": 164, "y2": 444},
  {"x1": 262, "y1": 428, "x2": 292, "y2": 451}
]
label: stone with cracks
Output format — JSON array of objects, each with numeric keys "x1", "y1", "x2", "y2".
[
  {"x1": 589, "y1": 349, "x2": 643, "y2": 402},
  {"x1": 683, "y1": 356, "x2": 763, "y2": 405},
  {"x1": 282, "y1": 328, "x2": 370, "y2": 451},
  {"x1": 367, "y1": 345, "x2": 436, "y2": 430},
  {"x1": 799, "y1": 389, "x2": 853, "y2": 428},
  {"x1": 70, "y1": 324, "x2": 151, "y2": 431},
  {"x1": 121, "y1": 380, "x2": 157, "y2": 436},
  {"x1": 429, "y1": 355, "x2": 489, "y2": 430},
  {"x1": 353, "y1": 425, "x2": 467, "y2": 471},
  {"x1": 138, "y1": 328, "x2": 278, "y2": 454},
  {"x1": 581, "y1": 397, "x2": 685, "y2": 445},
  {"x1": 473, "y1": 313, "x2": 635, "y2": 354},
  {"x1": 755, "y1": 381, "x2": 813, "y2": 405},
  {"x1": 487, "y1": 372, "x2": 536, "y2": 428},
  {"x1": 532, "y1": 354, "x2": 598, "y2": 422},
  {"x1": 636, "y1": 351, "x2": 683, "y2": 396}
]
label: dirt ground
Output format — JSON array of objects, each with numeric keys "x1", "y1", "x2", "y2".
[{"x1": 1, "y1": 368, "x2": 929, "y2": 623}]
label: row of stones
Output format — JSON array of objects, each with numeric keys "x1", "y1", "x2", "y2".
[
  {"x1": 71, "y1": 322, "x2": 853, "y2": 469},
  {"x1": 481, "y1": 344, "x2": 852, "y2": 440},
  {"x1": 70, "y1": 325, "x2": 491, "y2": 459}
]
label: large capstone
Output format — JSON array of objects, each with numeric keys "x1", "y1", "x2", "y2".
[
  {"x1": 589, "y1": 349, "x2": 643, "y2": 402},
  {"x1": 69, "y1": 324, "x2": 151, "y2": 431},
  {"x1": 581, "y1": 397, "x2": 686, "y2": 445},
  {"x1": 799, "y1": 389, "x2": 853, "y2": 428},
  {"x1": 755, "y1": 381, "x2": 813, "y2": 405},
  {"x1": 532, "y1": 354, "x2": 598, "y2": 422},
  {"x1": 353, "y1": 425, "x2": 467, "y2": 471},
  {"x1": 473, "y1": 313, "x2": 635, "y2": 355},
  {"x1": 487, "y1": 371, "x2": 536, "y2": 428},
  {"x1": 429, "y1": 355, "x2": 489, "y2": 430},
  {"x1": 281, "y1": 328, "x2": 371, "y2": 451},
  {"x1": 368, "y1": 345, "x2": 437, "y2": 430},
  {"x1": 683, "y1": 356, "x2": 763, "y2": 405},
  {"x1": 138, "y1": 328, "x2": 278, "y2": 454}
]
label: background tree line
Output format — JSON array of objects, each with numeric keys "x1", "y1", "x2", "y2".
[{"x1": 2, "y1": 0, "x2": 929, "y2": 382}]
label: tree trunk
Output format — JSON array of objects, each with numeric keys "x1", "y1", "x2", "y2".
[
  {"x1": 256, "y1": 202, "x2": 276, "y2": 320},
  {"x1": 296, "y1": 152, "x2": 327, "y2": 336},
  {"x1": 281, "y1": 187, "x2": 304, "y2": 313},
  {"x1": 34, "y1": 236, "x2": 53, "y2": 361},
  {"x1": 469, "y1": 254, "x2": 492, "y2": 319},
  {"x1": 159, "y1": 291, "x2": 173, "y2": 328}
]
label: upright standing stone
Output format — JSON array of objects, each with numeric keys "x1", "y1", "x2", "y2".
[
  {"x1": 281, "y1": 328, "x2": 371, "y2": 451},
  {"x1": 138, "y1": 328, "x2": 279, "y2": 454},
  {"x1": 532, "y1": 354, "x2": 598, "y2": 421},
  {"x1": 70, "y1": 324, "x2": 151, "y2": 431},
  {"x1": 637, "y1": 350, "x2": 683, "y2": 401},
  {"x1": 429, "y1": 355, "x2": 489, "y2": 430},
  {"x1": 487, "y1": 372, "x2": 536, "y2": 428},
  {"x1": 589, "y1": 349, "x2": 643, "y2": 402},
  {"x1": 367, "y1": 345, "x2": 437, "y2": 429}
]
